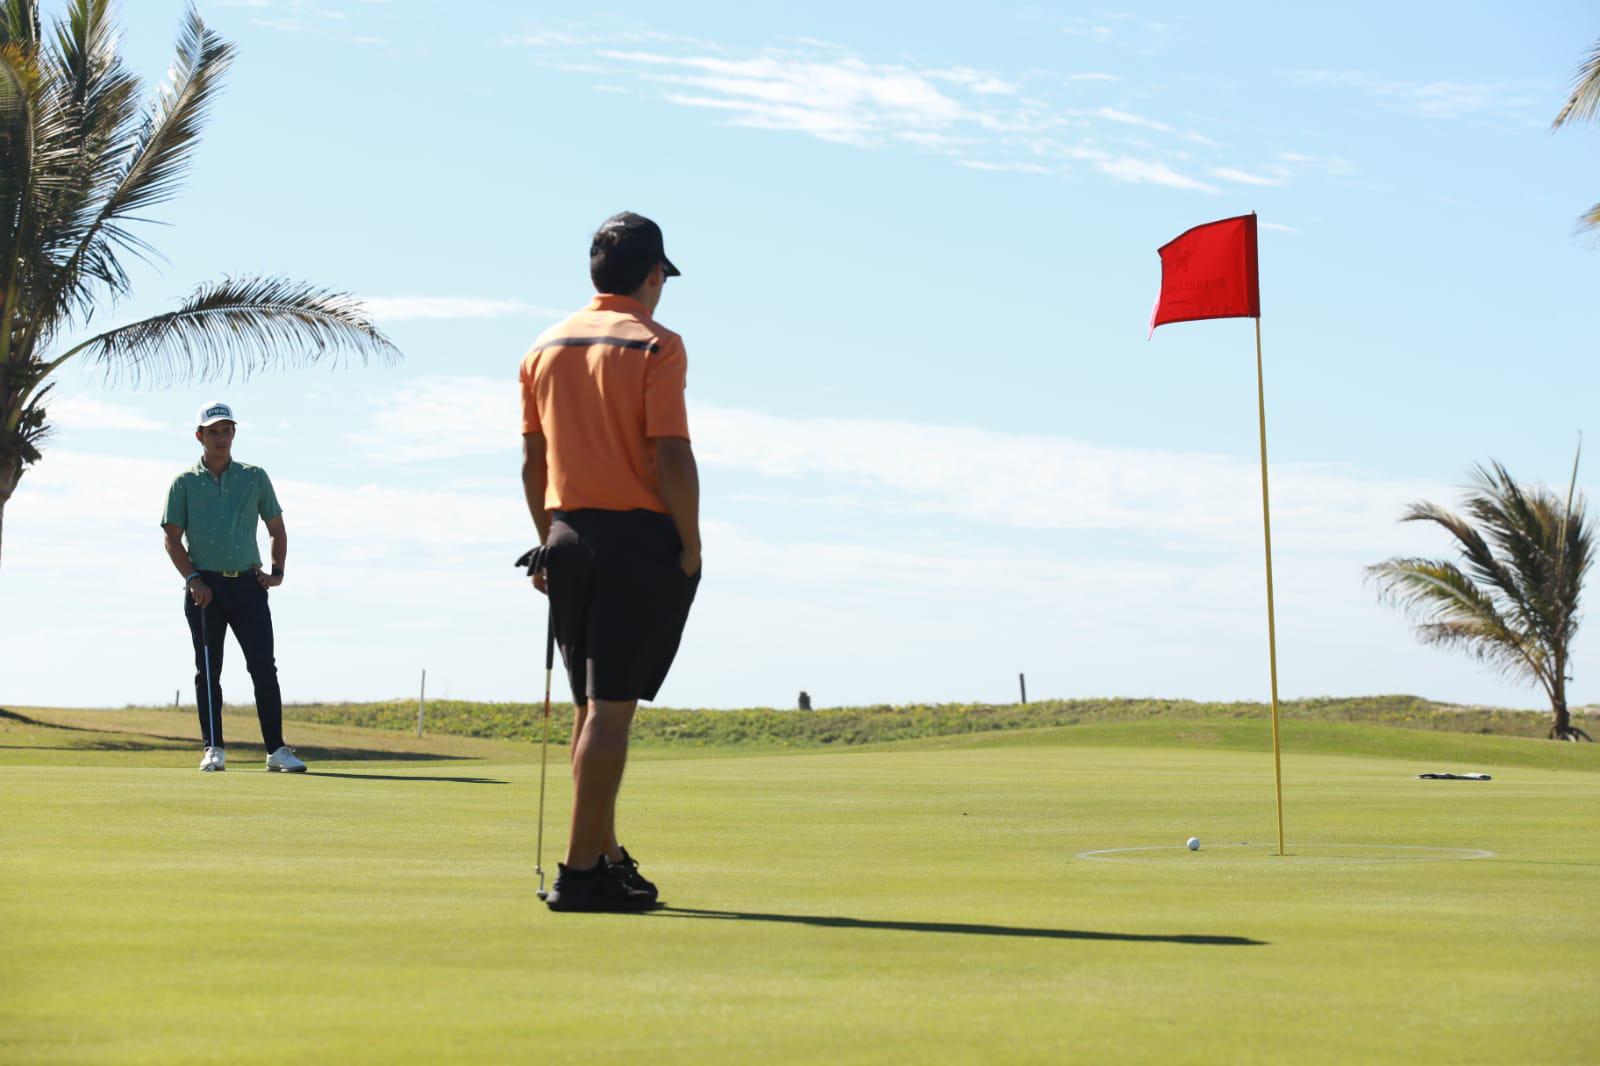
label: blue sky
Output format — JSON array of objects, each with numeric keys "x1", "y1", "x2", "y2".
[{"x1": 4, "y1": 1, "x2": 1598, "y2": 711}]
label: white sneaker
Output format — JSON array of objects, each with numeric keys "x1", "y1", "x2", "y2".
[
  {"x1": 266, "y1": 746, "x2": 307, "y2": 773},
  {"x1": 200, "y1": 746, "x2": 225, "y2": 772}
]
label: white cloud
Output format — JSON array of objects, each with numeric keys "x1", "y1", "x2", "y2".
[
  {"x1": 504, "y1": 31, "x2": 590, "y2": 48},
  {"x1": 1063, "y1": 24, "x2": 1114, "y2": 42},
  {"x1": 689, "y1": 402, "x2": 1453, "y2": 556},
  {"x1": 347, "y1": 376, "x2": 514, "y2": 462},
  {"x1": 1296, "y1": 70, "x2": 1540, "y2": 121},
  {"x1": 609, "y1": 50, "x2": 977, "y2": 147},
  {"x1": 958, "y1": 160, "x2": 1052, "y2": 174},
  {"x1": 44, "y1": 397, "x2": 166, "y2": 432},
  {"x1": 1095, "y1": 106, "x2": 1174, "y2": 133},
  {"x1": 509, "y1": 34, "x2": 1225, "y2": 193},
  {"x1": 1209, "y1": 166, "x2": 1283, "y2": 187},
  {"x1": 9, "y1": 407, "x2": 1593, "y2": 709},
  {"x1": 358, "y1": 297, "x2": 557, "y2": 321},
  {"x1": 340, "y1": 377, "x2": 1448, "y2": 558},
  {"x1": 932, "y1": 68, "x2": 1019, "y2": 96},
  {"x1": 1096, "y1": 156, "x2": 1218, "y2": 193},
  {"x1": 1261, "y1": 222, "x2": 1299, "y2": 233}
]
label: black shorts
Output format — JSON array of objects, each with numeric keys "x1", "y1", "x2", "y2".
[{"x1": 545, "y1": 509, "x2": 700, "y2": 705}]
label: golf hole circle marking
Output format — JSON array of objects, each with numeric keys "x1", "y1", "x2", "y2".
[{"x1": 1076, "y1": 843, "x2": 1497, "y2": 865}]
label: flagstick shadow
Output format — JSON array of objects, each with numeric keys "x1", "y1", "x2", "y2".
[
  {"x1": 305, "y1": 771, "x2": 507, "y2": 784},
  {"x1": 648, "y1": 907, "x2": 1265, "y2": 946}
]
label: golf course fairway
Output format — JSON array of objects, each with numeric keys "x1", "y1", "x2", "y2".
[{"x1": 3, "y1": 707, "x2": 1596, "y2": 1064}]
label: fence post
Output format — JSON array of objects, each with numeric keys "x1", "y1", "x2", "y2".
[
  {"x1": 417, "y1": 669, "x2": 426, "y2": 737},
  {"x1": 1019, "y1": 673, "x2": 1027, "y2": 705}
]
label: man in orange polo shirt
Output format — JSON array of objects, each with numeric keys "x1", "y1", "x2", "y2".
[{"x1": 519, "y1": 211, "x2": 701, "y2": 912}]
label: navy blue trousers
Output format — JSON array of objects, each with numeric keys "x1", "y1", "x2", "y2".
[{"x1": 184, "y1": 572, "x2": 284, "y2": 750}]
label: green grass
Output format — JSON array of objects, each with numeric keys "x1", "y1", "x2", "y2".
[
  {"x1": 76, "y1": 692, "x2": 1600, "y2": 751},
  {"x1": 2, "y1": 706, "x2": 1597, "y2": 1063}
]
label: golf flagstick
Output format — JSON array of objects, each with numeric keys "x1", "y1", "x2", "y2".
[
  {"x1": 1151, "y1": 213, "x2": 1285, "y2": 857},
  {"x1": 535, "y1": 609, "x2": 554, "y2": 899},
  {"x1": 1255, "y1": 317, "x2": 1286, "y2": 857}
]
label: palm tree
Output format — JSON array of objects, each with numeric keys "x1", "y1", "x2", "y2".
[
  {"x1": 1553, "y1": 38, "x2": 1600, "y2": 234},
  {"x1": 0, "y1": 0, "x2": 399, "y2": 569},
  {"x1": 1368, "y1": 457, "x2": 1593, "y2": 741}
]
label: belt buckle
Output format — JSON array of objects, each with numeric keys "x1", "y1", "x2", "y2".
[{"x1": 222, "y1": 570, "x2": 241, "y2": 578}]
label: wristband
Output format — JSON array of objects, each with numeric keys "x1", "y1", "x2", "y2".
[
  {"x1": 184, "y1": 573, "x2": 200, "y2": 586},
  {"x1": 270, "y1": 566, "x2": 284, "y2": 578}
]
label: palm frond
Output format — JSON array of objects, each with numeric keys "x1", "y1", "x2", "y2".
[
  {"x1": 23, "y1": 0, "x2": 142, "y2": 325},
  {"x1": 1397, "y1": 498, "x2": 1531, "y2": 621},
  {"x1": 61, "y1": 275, "x2": 400, "y2": 387},
  {"x1": 51, "y1": 1, "x2": 137, "y2": 151},
  {"x1": 1367, "y1": 556, "x2": 1549, "y2": 687},
  {"x1": 1461, "y1": 462, "x2": 1564, "y2": 634},
  {"x1": 1578, "y1": 202, "x2": 1600, "y2": 235},
  {"x1": 35, "y1": 6, "x2": 229, "y2": 331},
  {"x1": 1, "y1": 39, "x2": 81, "y2": 364},
  {"x1": 0, "y1": 47, "x2": 33, "y2": 254},
  {"x1": 102, "y1": 6, "x2": 229, "y2": 222},
  {"x1": 1553, "y1": 38, "x2": 1600, "y2": 128},
  {"x1": 0, "y1": 0, "x2": 40, "y2": 50},
  {"x1": 1556, "y1": 491, "x2": 1594, "y2": 644}
]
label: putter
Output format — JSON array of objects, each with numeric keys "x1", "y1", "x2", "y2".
[
  {"x1": 200, "y1": 604, "x2": 219, "y2": 762},
  {"x1": 534, "y1": 609, "x2": 555, "y2": 900}
]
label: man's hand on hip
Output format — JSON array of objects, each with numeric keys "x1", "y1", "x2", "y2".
[{"x1": 256, "y1": 568, "x2": 283, "y2": 590}]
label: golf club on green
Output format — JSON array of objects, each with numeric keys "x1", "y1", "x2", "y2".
[
  {"x1": 535, "y1": 609, "x2": 554, "y2": 900},
  {"x1": 200, "y1": 605, "x2": 219, "y2": 763}
]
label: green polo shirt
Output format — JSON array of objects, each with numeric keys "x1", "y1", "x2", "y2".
[{"x1": 161, "y1": 459, "x2": 283, "y2": 571}]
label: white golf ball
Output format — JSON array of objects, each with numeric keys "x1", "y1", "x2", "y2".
[{"x1": 1186, "y1": 837, "x2": 1201, "y2": 851}]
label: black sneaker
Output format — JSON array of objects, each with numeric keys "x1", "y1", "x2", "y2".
[
  {"x1": 545, "y1": 861, "x2": 655, "y2": 912},
  {"x1": 605, "y1": 847, "x2": 659, "y2": 903}
]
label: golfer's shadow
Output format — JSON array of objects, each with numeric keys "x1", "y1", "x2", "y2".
[{"x1": 649, "y1": 907, "x2": 1264, "y2": 946}]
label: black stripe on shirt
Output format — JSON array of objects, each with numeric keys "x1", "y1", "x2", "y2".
[{"x1": 534, "y1": 335, "x2": 661, "y2": 354}]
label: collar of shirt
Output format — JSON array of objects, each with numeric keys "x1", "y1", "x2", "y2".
[
  {"x1": 192, "y1": 457, "x2": 234, "y2": 483},
  {"x1": 587, "y1": 294, "x2": 651, "y2": 318}
]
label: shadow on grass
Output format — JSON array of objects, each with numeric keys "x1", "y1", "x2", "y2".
[
  {"x1": 0, "y1": 708, "x2": 478, "y2": 764},
  {"x1": 306, "y1": 771, "x2": 507, "y2": 785},
  {"x1": 649, "y1": 907, "x2": 1265, "y2": 946},
  {"x1": 0, "y1": 707, "x2": 154, "y2": 735}
]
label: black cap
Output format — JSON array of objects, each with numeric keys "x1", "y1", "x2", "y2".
[{"x1": 592, "y1": 212, "x2": 680, "y2": 277}]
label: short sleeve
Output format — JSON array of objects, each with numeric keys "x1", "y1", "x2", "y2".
[
  {"x1": 643, "y1": 336, "x2": 690, "y2": 440},
  {"x1": 257, "y1": 469, "x2": 283, "y2": 521},
  {"x1": 161, "y1": 476, "x2": 187, "y2": 529},
  {"x1": 520, "y1": 353, "x2": 542, "y2": 435}
]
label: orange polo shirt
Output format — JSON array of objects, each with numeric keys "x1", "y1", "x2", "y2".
[{"x1": 519, "y1": 294, "x2": 691, "y2": 513}]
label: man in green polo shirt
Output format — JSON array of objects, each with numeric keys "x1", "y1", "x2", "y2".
[{"x1": 161, "y1": 401, "x2": 305, "y2": 774}]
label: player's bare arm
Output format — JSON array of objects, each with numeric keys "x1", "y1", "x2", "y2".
[
  {"x1": 655, "y1": 436, "x2": 700, "y2": 577},
  {"x1": 257, "y1": 515, "x2": 286, "y2": 589},
  {"x1": 163, "y1": 523, "x2": 212, "y2": 607}
]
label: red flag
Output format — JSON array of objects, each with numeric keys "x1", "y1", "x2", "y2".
[{"x1": 1150, "y1": 213, "x2": 1260, "y2": 332}]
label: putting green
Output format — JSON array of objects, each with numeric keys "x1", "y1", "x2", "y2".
[{"x1": 2, "y1": 716, "x2": 1597, "y2": 1063}]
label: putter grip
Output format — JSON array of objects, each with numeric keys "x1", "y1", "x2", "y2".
[{"x1": 544, "y1": 612, "x2": 555, "y2": 671}]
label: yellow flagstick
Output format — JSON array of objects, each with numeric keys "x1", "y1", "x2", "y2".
[{"x1": 1253, "y1": 315, "x2": 1286, "y2": 856}]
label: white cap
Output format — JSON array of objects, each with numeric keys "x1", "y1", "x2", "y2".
[{"x1": 196, "y1": 401, "x2": 235, "y2": 427}]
